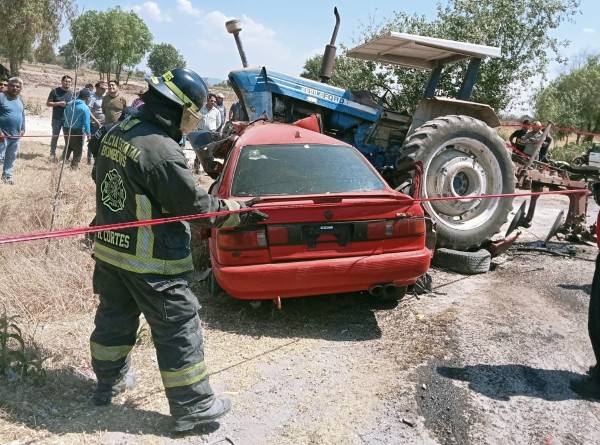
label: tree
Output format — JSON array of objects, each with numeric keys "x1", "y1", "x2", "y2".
[
  {"x1": 301, "y1": 45, "x2": 388, "y2": 91},
  {"x1": 58, "y1": 42, "x2": 77, "y2": 69},
  {"x1": 0, "y1": 0, "x2": 75, "y2": 75},
  {"x1": 302, "y1": 0, "x2": 580, "y2": 112},
  {"x1": 535, "y1": 55, "x2": 600, "y2": 142},
  {"x1": 147, "y1": 43, "x2": 186, "y2": 76},
  {"x1": 34, "y1": 38, "x2": 57, "y2": 64},
  {"x1": 67, "y1": 7, "x2": 153, "y2": 81}
]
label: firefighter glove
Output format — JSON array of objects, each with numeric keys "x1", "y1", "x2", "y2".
[{"x1": 220, "y1": 199, "x2": 268, "y2": 228}]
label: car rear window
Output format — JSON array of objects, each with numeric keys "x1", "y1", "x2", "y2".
[{"x1": 231, "y1": 144, "x2": 387, "y2": 196}]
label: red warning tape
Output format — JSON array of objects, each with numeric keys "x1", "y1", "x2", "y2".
[
  {"x1": 0, "y1": 189, "x2": 588, "y2": 245},
  {"x1": 1, "y1": 124, "x2": 597, "y2": 139},
  {"x1": 501, "y1": 124, "x2": 600, "y2": 138}
]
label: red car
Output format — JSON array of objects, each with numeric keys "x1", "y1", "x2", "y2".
[{"x1": 201, "y1": 117, "x2": 434, "y2": 305}]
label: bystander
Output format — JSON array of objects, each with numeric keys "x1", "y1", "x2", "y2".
[
  {"x1": 88, "y1": 81, "x2": 107, "y2": 164},
  {"x1": 228, "y1": 101, "x2": 244, "y2": 122},
  {"x1": 0, "y1": 77, "x2": 8, "y2": 164},
  {"x1": 46, "y1": 75, "x2": 73, "y2": 160},
  {"x1": 102, "y1": 80, "x2": 127, "y2": 124},
  {"x1": 63, "y1": 88, "x2": 91, "y2": 170},
  {"x1": 197, "y1": 93, "x2": 221, "y2": 131},
  {"x1": 0, "y1": 77, "x2": 26, "y2": 184},
  {"x1": 215, "y1": 93, "x2": 226, "y2": 130}
]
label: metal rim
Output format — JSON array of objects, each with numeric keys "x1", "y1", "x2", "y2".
[{"x1": 423, "y1": 137, "x2": 504, "y2": 232}]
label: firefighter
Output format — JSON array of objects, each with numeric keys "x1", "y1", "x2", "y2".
[
  {"x1": 90, "y1": 68, "x2": 268, "y2": 433},
  {"x1": 570, "y1": 182, "x2": 600, "y2": 400}
]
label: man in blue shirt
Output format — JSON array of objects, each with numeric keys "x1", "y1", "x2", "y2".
[
  {"x1": 0, "y1": 77, "x2": 25, "y2": 185},
  {"x1": 0, "y1": 78, "x2": 7, "y2": 164},
  {"x1": 63, "y1": 88, "x2": 91, "y2": 169}
]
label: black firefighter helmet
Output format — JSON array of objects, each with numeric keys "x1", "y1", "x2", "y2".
[{"x1": 146, "y1": 68, "x2": 208, "y2": 133}]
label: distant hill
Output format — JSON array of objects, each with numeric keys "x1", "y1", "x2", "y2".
[{"x1": 203, "y1": 77, "x2": 227, "y2": 86}]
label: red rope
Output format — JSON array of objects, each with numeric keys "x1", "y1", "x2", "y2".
[
  {"x1": 501, "y1": 124, "x2": 600, "y2": 138},
  {"x1": 0, "y1": 189, "x2": 588, "y2": 245}
]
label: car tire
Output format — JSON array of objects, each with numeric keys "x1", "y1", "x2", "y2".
[
  {"x1": 432, "y1": 248, "x2": 491, "y2": 275},
  {"x1": 398, "y1": 115, "x2": 515, "y2": 250}
]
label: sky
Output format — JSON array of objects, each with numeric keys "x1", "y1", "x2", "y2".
[{"x1": 66, "y1": 0, "x2": 599, "y2": 83}]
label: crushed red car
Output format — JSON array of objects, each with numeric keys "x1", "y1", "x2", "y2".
[{"x1": 195, "y1": 116, "x2": 434, "y2": 304}]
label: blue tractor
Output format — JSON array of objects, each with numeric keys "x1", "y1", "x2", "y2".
[{"x1": 222, "y1": 10, "x2": 514, "y2": 251}]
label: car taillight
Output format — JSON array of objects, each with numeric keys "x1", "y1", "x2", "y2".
[
  {"x1": 217, "y1": 229, "x2": 267, "y2": 250},
  {"x1": 367, "y1": 218, "x2": 425, "y2": 240}
]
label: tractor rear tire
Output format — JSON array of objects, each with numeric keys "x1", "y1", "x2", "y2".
[{"x1": 398, "y1": 115, "x2": 514, "y2": 250}]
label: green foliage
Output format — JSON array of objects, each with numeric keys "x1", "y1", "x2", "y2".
[
  {"x1": 68, "y1": 7, "x2": 153, "y2": 81},
  {"x1": 302, "y1": 0, "x2": 580, "y2": 113},
  {"x1": 147, "y1": 43, "x2": 186, "y2": 76},
  {"x1": 302, "y1": 45, "x2": 388, "y2": 90},
  {"x1": 58, "y1": 41, "x2": 77, "y2": 69},
  {"x1": 535, "y1": 55, "x2": 600, "y2": 140},
  {"x1": 0, "y1": 313, "x2": 46, "y2": 384},
  {"x1": 210, "y1": 81, "x2": 229, "y2": 89},
  {"x1": 0, "y1": 0, "x2": 75, "y2": 75},
  {"x1": 34, "y1": 38, "x2": 57, "y2": 64},
  {"x1": 549, "y1": 141, "x2": 591, "y2": 163}
]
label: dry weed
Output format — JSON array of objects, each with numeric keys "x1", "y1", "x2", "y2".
[{"x1": 0, "y1": 141, "x2": 97, "y2": 321}]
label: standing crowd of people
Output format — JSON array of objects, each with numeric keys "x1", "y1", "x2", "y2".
[
  {"x1": 1, "y1": 71, "x2": 246, "y2": 182},
  {"x1": 46, "y1": 76, "x2": 130, "y2": 169}
]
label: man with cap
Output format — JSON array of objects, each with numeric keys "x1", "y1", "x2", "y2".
[
  {"x1": 62, "y1": 88, "x2": 91, "y2": 169},
  {"x1": 214, "y1": 93, "x2": 226, "y2": 131},
  {"x1": 90, "y1": 68, "x2": 268, "y2": 434},
  {"x1": 522, "y1": 121, "x2": 552, "y2": 161}
]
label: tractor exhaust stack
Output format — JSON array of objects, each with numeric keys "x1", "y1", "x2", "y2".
[
  {"x1": 319, "y1": 7, "x2": 340, "y2": 84},
  {"x1": 226, "y1": 19, "x2": 249, "y2": 68}
]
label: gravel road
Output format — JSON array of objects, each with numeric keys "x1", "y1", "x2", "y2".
[{"x1": 172, "y1": 192, "x2": 600, "y2": 445}]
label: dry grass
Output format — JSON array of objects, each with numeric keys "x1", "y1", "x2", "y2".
[
  {"x1": 0, "y1": 140, "x2": 231, "y2": 443},
  {"x1": 0, "y1": 141, "x2": 97, "y2": 320}
]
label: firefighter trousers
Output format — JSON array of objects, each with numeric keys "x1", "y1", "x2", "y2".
[{"x1": 90, "y1": 261, "x2": 215, "y2": 416}]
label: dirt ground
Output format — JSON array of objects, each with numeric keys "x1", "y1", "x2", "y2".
[{"x1": 1, "y1": 64, "x2": 600, "y2": 444}]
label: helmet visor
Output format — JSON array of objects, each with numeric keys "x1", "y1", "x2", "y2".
[{"x1": 180, "y1": 105, "x2": 202, "y2": 134}]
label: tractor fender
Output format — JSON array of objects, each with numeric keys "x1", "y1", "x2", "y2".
[{"x1": 408, "y1": 97, "x2": 501, "y2": 137}]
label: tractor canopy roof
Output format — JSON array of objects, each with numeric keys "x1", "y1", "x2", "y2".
[{"x1": 347, "y1": 32, "x2": 501, "y2": 70}]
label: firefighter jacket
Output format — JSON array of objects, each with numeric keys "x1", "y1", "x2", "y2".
[{"x1": 93, "y1": 109, "x2": 241, "y2": 275}]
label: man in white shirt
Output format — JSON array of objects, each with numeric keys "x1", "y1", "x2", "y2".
[
  {"x1": 214, "y1": 93, "x2": 226, "y2": 130},
  {"x1": 197, "y1": 93, "x2": 221, "y2": 131}
]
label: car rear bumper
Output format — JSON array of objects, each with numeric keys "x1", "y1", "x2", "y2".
[{"x1": 213, "y1": 247, "x2": 432, "y2": 299}]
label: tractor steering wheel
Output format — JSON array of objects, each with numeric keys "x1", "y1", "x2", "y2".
[{"x1": 369, "y1": 84, "x2": 398, "y2": 109}]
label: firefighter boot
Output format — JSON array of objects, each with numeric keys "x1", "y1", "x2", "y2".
[
  {"x1": 94, "y1": 373, "x2": 138, "y2": 406},
  {"x1": 171, "y1": 396, "x2": 232, "y2": 434}
]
